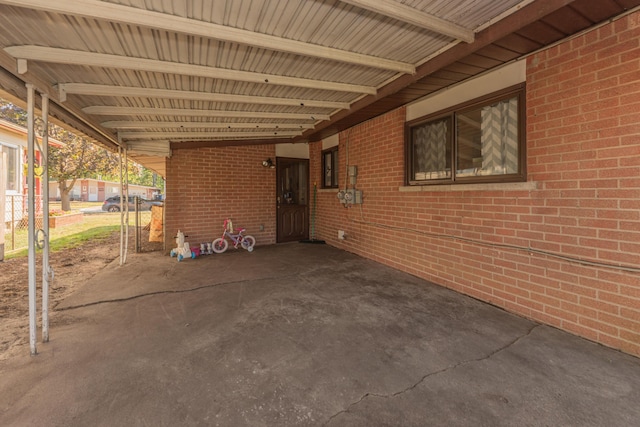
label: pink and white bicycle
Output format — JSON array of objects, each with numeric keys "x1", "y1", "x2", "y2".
[{"x1": 212, "y1": 219, "x2": 256, "y2": 253}]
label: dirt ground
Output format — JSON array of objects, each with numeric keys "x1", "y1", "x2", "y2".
[{"x1": 0, "y1": 230, "x2": 162, "y2": 361}]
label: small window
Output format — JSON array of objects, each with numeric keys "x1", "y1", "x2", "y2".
[
  {"x1": 411, "y1": 116, "x2": 452, "y2": 181},
  {"x1": 1, "y1": 143, "x2": 19, "y2": 192},
  {"x1": 322, "y1": 146, "x2": 339, "y2": 188},
  {"x1": 407, "y1": 85, "x2": 525, "y2": 185}
]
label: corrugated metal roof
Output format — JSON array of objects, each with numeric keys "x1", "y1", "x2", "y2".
[{"x1": 0, "y1": 0, "x2": 637, "y2": 176}]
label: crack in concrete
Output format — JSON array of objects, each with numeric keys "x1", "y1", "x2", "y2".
[
  {"x1": 57, "y1": 273, "x2": 542, "y2": 427},
  {"x1": 56, "y1": 274, "x2": 299, "y2": 311},
  {"x1": 322, "y1": 323, "x2": 541, "y2": 426}
]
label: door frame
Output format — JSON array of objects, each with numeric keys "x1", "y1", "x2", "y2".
[{"x1": 275, "y1": 157, "x2": 309, "y2": 243}]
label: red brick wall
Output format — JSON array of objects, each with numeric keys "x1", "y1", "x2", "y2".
[
  {"x1": 165, "y1": 145, "x2": 276, "y2": 250},
  {"x1": 311, "y1": 12, "x2": 640, "y2": 356}
]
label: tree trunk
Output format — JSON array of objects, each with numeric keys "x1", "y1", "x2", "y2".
[{"x1": 58, "y1": 179, "x2": 76, "y2": 211}]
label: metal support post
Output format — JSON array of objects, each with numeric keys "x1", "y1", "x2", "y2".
[
  {"x1": 11, "y1": 195, "x2": 15, "y2": 251},
  {"x1": 119, "y1": 145, "x2": 124, "y2": 265},
  {"x1": 0, "y1": 152, "x2": 5, "y2": 261},
  {"x1": 26, "y1": 83, "x2": 37, "y2": 356},
  {"x1": 41, "y1": 94, "x2": 51, "y2": 343},
  {"x1": 123, "y1": 147, "x2": 129, "y2": 263},
  {"x1": 134, "y1": 196, "x2": 139, "y2": 253},
  {"x1": 118, "y1": 138, "x2": 129, "y2": 265}
]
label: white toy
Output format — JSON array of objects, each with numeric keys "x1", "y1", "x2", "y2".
[
  {"x1": 200, "y1": 242, "x2": 213, "y2": 255},
  {"x1": 170, "y1": 230, "x2": 195, "y2": 261}
]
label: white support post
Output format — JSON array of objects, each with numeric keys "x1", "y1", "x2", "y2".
[
  {"x1": 26, "y1": 83, "x2": 37, "y2": 356},
  {"x1": 118, "y1": 137, "x2": 129, "y2": 265},
  {"x1": 41, "y1": 94, "x2": 50, "y2": 343},
  {"x1": 0, "y1": 152, "x2": 5, "y2": 262},
  {"x1": 119, "y1": 144, "x2": 123, "y2": 265},
  {"x1": 123, "y1": 147, "x2": 129, "y2": 264}
]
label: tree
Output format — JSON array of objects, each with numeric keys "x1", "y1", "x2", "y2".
[
  {"x1": 48, "y1": 129, "x2": 120, "y2": 211},
  {"x1": 128, "y1": 166, "x2": 163, "y2": 190},
  {"x1": 91, "y1": 161, "x2": 164, "y2": 191},
  {"x1": 0, "y1": 101, "x2": 27, "y2": 126}
]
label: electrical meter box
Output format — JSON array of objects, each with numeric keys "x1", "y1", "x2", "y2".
[{"x1": 337, "y1": 189, "x2": 363, "y2": 205}]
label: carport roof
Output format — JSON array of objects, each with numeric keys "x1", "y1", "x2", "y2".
[{"x1": 0, "y1": 0, "x2": 638, "y2": 177}]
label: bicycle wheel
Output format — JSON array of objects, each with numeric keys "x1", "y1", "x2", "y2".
[
  {"x1": 241, "y1": 235, "x2": 256, "y2": 250},
  {"x1": 212, "y1": 238, "x2": 228, "y2": 253}
]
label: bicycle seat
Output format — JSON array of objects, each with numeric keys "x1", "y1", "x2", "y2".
[{"x1": 236, "y1": 228, "x2": 245, "y2": 233}]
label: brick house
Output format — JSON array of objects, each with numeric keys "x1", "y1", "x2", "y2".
[
  {"x1": 0, "y1": 1, "x2": 638, "y2": 358},
  {"x1": 1, "y1": 119, "x2": 63, "y2": 229},
  {"x1": 1, "y1": 119, "x2": 64, "y2": 197},
  {"x1": 165, "y1": 13, "x2": 640, "y2": 356}
]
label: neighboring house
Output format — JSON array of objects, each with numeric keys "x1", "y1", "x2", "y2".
[
  {"x1": 1, "y1": 119, "x2": 63, "y2": 222},
  {"x1": 48, "y1": 179, "x2": 160, "y2": 202},
  {"x1": 164, "y1": 14, "x2": 640, "y2": 357}
]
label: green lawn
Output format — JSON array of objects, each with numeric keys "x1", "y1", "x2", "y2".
[{"x1": 3, "y1": 203, "x2": 128, "y2": 259}]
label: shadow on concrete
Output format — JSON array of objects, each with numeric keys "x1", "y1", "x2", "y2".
[{"x1": 1, "y1": 243, "x2": 639, "y2": 426}]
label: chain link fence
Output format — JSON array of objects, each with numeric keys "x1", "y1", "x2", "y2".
[
  {"x1": 132, "y1": 200, "x2": 163, "y2": 253},
  {"x1": 2, "y1": 195, "x2": 163, "y2": 256},
  {"x1": 3, "y1": 194, "x2": 44, "y2": 252}
]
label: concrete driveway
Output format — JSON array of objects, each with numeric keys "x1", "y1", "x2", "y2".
[{"x1": 1, "y1": 243, "x2": 639, "y2": 426}]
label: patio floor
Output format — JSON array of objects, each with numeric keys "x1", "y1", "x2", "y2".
[{"x1": 1, "y1": 243, "x2": 639, "y2": 426}]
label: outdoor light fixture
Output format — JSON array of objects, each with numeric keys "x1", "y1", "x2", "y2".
[{"x1": 262, "y1": 158, "x2": 275, "y2": 168}]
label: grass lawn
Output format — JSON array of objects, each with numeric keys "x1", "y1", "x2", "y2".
[{"x1": 3, "y1": 203, "x2": 131, "y2": 260}]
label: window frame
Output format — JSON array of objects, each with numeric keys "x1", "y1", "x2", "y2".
[
  {"x1": 405, "y1": 84, "x2": 527, "y2": 186},
  {"x1": 1, "y1": 142, "x2": 20, "y2": 194},
  {"x1": 321, "y1": 146, "x2": 339, "y2": 189}
]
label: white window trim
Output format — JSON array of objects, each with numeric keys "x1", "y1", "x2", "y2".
[{"x1": 1, "y1": 142, "x2": 21, "y2": 194}]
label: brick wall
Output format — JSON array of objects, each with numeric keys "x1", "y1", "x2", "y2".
[
  {"x1": 165, "y1": 145, "x2": 276, "y2": 251},
  {"x1": 311, "y1": 12, "x2": 640, "y2": 356}
]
